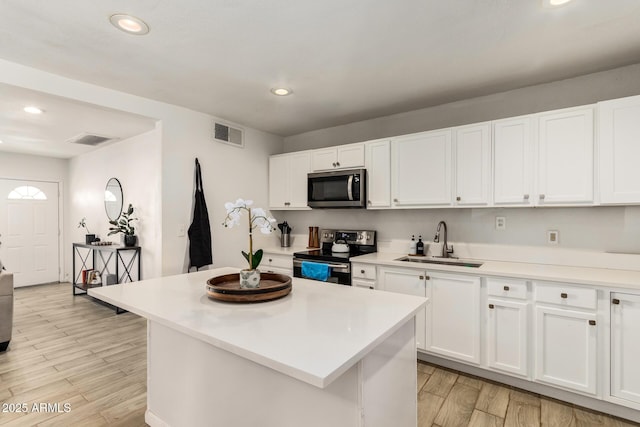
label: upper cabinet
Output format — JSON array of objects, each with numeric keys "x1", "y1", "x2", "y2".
[
  {"x1": 364, "y1": 139, "x2": 391, "y2": 208},
  {"x1": 311, "y1": 143, "x2": 364, "y2": 171},
  {"x1": 454, "y1": 123, "x2": 491, "y2": 206},
  {"x1": 269, "y1": 151, "x2": 311, "y2": 210},
  {"x1": 536, "y1": 106, "x2": 594, "y2": 205},
  {"x1": 493, "y1": 116, "x2": 534, "y2": 206},
  {"x1": 391, "y1": 130, "x2": 452, "y2": 207},
  {"x1": 598, "y1": 95, "x2": 640, "y2": 205}
]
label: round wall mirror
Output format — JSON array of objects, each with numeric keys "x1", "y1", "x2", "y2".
[{"x1": 105, "y1": 178, "x2": 123, "y2": 221}]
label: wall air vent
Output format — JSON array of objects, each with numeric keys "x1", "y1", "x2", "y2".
[
  {"x1": 67, "y1": 133, "x2": 117, "y2": 146},
  {"x1": 213, "y1": 121, "x2": 244, "y2": 148}
]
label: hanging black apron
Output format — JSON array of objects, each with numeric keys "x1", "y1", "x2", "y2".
[{"x1": 188, "y1": 158, "x2": 213, "y2": 270}]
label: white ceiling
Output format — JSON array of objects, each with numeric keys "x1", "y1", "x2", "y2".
[
  {"x1": 0, "y1": 0, "x2": 640, "y2": 140},
  {"x1": 0, "y1": 84, "x2": 157, "y2": 158}
]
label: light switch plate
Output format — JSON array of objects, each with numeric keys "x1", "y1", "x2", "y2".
[
  {"x1": 547, "y1": 230, "x2": 559, "y2": 245},
  {"x1": 495, "y1": 216, "x2": 506, "y2": 230}
]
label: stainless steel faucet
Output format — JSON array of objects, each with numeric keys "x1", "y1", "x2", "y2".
[{"x1": 433, "y1": 221, "x2": 454, "y2": 258}]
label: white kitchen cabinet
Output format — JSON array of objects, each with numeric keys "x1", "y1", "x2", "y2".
[
  {"x1": 534, "y1": 305, "x2": 597, "y2": 395},
  {"x1": 364, "y1": 139, "x2": 391, "y2": 208},
  {"x1": 454, "y1": 123, "x2": 491, "y2": 206},
  {"x1": 269, "y1": 151, "x2": 311, "y2": 210},
  {"x1": 261, "y1": 252, "x2": 293, "y2": 276},
  {"x1": 610, "y1": 292, "x2": 640, "y2": 406},
  {"x1": 425, "y1": 272, "x2": 480, "y2": 364},
  {"x1": 352, "y1": 262, "x2": 376, "y2": 289},
  {"x1": 493, "y1": 116, "x2": 534, "y2": 205},
  {"x1": 599, "y1": 95, "x2": 640, "y2": 204},
  {"x1": 487, "y1": 298, "x2": 529, "y2": 377},
  {"x1": 311, "y1": 143, "x2": 364, "y2": 171},
  {"x1": 537, "y1": 106, "x2": 594, "y2": 205},
  {"x1": 391, "y1": 130, "x2": 452, "y2": 207},
  {"x1": 378, "y1": 267, "x2": 427, "y2": 350}
]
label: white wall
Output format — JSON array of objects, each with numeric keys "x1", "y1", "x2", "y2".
[
  {"x1": 0, "y1": 59, "x2": 284, "y2": 277},
  {"x1": 67, "y1": 126, "x2": 162, "y2": 280},
  {"x1": 279, "y1": 63, "x2": 640, "y2": 253}
]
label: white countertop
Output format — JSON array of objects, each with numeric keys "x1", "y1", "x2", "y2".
[
  {"x1": 351, "y1": 252, "x2": 640, "y2": 290},
  {"x1": 88, "y1": 267, "x2": 426, "y2": 388}
]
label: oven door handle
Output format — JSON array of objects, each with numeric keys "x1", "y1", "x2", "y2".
[
  {"x1": 293, "y1": 259, "x2": 350, "y2": 270},
  {"x1": 347, "y1": 175, "x2": 354, "y2": 201}
]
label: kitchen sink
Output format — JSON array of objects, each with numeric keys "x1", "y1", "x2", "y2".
[{"x1": 395, "y1": 256, "x2": 483, "y2": 268}]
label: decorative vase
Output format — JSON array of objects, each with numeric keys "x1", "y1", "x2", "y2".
[
  {"x1": 239, "y1": 269, "x2": 260, "y2": 289},
  {"x1": 124, "y1": 234, "x2": 138, "y2": 247},
  {"x1": 85, "y1": 234, "x2": 96, "y2": 244}
]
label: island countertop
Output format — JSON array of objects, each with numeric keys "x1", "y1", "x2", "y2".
[{"x1": 89, "y1": 267, "x2": 426, "y2": 388}]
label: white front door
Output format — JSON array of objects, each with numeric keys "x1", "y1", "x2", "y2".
[{"x1": 0, "y1": 179, "x2": 60, "y2": 287}]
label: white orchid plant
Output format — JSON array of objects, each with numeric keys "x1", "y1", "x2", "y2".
[{"x1": 222, "y1": 199, "x2": 276, "y2": 270}]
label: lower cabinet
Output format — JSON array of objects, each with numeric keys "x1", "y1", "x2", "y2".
[
  {"x1": 425, "y1": 272, "x2": 481, "y2": 365},
  {"x1": 378, "y1": 267, "x2": 427, "y2": 350},
  {"x1": 534, "y1": 305, "x2": 597, "y2": 395},
  {"x1": 487, "y1": 298, "x2": 529, "y2": 377},
  {"x1": 610, "y1": 292, "x2": 640, "y2": 406}
]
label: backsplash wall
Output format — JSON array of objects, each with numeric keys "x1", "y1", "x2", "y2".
[{"x1": 275, "y1": 206, "x2": 640, "y2": 254}]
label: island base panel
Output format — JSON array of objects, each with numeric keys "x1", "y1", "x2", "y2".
[{"x1": 145, "y1": 319, "x2": 417, "y2": 427}]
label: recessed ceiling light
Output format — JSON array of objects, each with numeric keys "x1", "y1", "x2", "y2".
[
  {"x1": 271, "y1": 88, "x2": 293, "y2": 96},
  {"x1": 24, "y1": 106, "x2": 44, "y2": 114},
  {"x1": 109, "y1": 14, "x2": 150, "y2": 35},
  {"x1": 543, "y1": 0, "x2": 573, "y2": 7}
]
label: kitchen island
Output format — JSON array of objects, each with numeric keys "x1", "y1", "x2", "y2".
[{"x1": 89, "y1": 267, "x2": 427, "y2": 427}]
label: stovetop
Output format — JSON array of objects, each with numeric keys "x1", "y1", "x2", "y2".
[{"x1": 293, "y1": 229, "x2": 377, "y2": 263}]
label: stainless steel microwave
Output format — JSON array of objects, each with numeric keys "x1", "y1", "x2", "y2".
[{"x1": 307, "y1": 168, "x2": 366, "y2": 208}]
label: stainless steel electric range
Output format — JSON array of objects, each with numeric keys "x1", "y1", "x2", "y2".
[{"x1": 292, "y1": 229, "x2": 377, "y2": 285}]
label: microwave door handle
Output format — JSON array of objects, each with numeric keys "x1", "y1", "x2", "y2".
[{"x1": 347, "y1": 175, "x2": 354, "y2": 201}]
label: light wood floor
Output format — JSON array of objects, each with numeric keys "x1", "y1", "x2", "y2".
[{"x1": 1, "y1": 283, "x2": 638, "y2": 426}]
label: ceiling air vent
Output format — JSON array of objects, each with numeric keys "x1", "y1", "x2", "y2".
[
  {"x1": 213, "y1": 121, "x2": 244, "y2": 148},
  {"x1": 67, "y1": 133, "x2": 116, "y2": 146}
]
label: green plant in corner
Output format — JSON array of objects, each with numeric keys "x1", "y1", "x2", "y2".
[{"x1": 108, "y1": 204, "x2": 138, "y2": 236}]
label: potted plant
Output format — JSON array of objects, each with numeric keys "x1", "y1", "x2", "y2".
[
  {"x1": 108, "y1": 204, "x2": 138, "y2": 247},
  {"x1": 222, "y1": 198, "x2": 276, "y2": 288},
  {"x1": 78, "y1": 217, "x2": 96, "y2": 244}
]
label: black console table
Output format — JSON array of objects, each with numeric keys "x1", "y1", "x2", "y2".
[{"x1": 72, "y1": 243, "x2": 141, "y2": 314}]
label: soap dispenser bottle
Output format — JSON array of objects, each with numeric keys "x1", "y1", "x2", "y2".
[
  {"x1": 416, "y1": 235, "x2": 424, "y2": 255},
  {"x1": 409, "y1": 235, "x2": 417, "y2": 255}
]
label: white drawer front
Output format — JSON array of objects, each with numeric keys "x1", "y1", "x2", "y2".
[
  {"x1": 487, "y1": 278, "x2": 527, "y2": 300},
  {"x1": 263, "y1": 254, "x2": 293, "y2": 269},
  {"x1": 352, "y1": 264, "x2": 376, "y2": 280},
  {"x1": 534, "y1": 281, "x2": 597, "y2": 310},
  {"x1": 353, "y1": 279, "x2": 376, "y2": 290},
  {"x1": 261, "y1": 266, "x2": 292, "y2": 276}
]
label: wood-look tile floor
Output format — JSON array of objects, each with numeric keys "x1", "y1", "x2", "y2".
[{"x1": 1, "y1": 283, "x2": 638, "y2": 426}]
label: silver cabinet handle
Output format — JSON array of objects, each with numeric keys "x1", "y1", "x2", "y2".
[
  {"x1": 456, "y1": 196, "x2": 461, "y2": 201},
  {"x1": 589, "y1": 320, "x2": 596, "y2": 326},
  {"x1": 489, "y1": 304, "x2": 495, "y2": 309},
  {"x1": 336, "y1": 161, "x2": 340, "y2": 167},
  {"x1": 419, "y1": 275, "x2": 424, "y2": 280},
  {"x1": 539, "y1": 194, "x2": 545, "y2": 200},
  {"x1": 332, "y1": 162, "x2": 336, "y2": 167},
  {"x1": 523, "y1": 194, "x2": 529, "y2": 200},
  {"x1": 503, "y1": 286, "x2": 510, "y2": 291}
]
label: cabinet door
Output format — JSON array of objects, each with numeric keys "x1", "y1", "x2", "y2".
[
  {"x1": 599, "y1": 96, "x2": 640, "y2": 204},
  {"x1": 288, "y1": 152, "x2": 311, "y2": 208},
  {"x1": 455, "y1": 123, "x2": 491, "y2": 205},
  {"x1": 534, "y1": 306, "x2": 597, "y2": 394},
  {"x1": 426, "y1": 272, "x2": 480, "y2": 364},
  {"x1": 391, "y1": 130, "x2": 452, "y2": 206},
  {"x1": 337, "y1": 144, "x2": 365, "y2": 169},
  {"x1": 269, "y1": 155, "x2": 289, "y2": 209},
  {"x1": 537, "y1": 107, "x2": 594, "y2": 205},
  {"x1": 378, "y1": 267, "x2": 427, "y2": 350},
  {"x1": 311, "y1": 148, "x2": 338, "y2": 171},
  {"x1": 365, "y1": 140, "x2": 391, "y2": 208},
  {"x1": 611, "y1": 293, "x2": 640, "y2": 404},
  {"x1": 493, "y1": 117, "x2": 533, "y2": 205},
  {"x1": 487, "y1": 298, "x2": 529, "y2": 377}
]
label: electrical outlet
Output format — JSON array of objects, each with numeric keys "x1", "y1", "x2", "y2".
[
  {"x1": 495, "y1": 216, "x2": 506, "y2": 230},
  {"x1": 547, "y1": 230, "x2": 559, "y2": 245}
]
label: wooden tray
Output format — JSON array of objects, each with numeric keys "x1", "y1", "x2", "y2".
[{"x1": 206, "y1": 273, "x2": 292, "y2": 303}]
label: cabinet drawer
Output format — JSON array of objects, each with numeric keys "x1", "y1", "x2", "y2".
[
  {"x1": 487, "y1": 278, "x2": 527, "y2": 300},
  {"x1": 352, "y1": 264, "x2": 376, "y2": 280},
  {"x1": 353, "y1": 279, "x2": 376, "y2": 290},
  {"x1": 534, "y1": 281, "x2": 597, "y2": 310},
  {"x1": 263, "y1": 254, "x2": 293, "y2": 270},
  {"x1": 261, "y1": 266, "x2": 292, "y2": 276}
]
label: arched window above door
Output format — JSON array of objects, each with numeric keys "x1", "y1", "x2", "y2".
[{"x1": 7, "y1": 185, "x2": 47, "y2": 200}]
